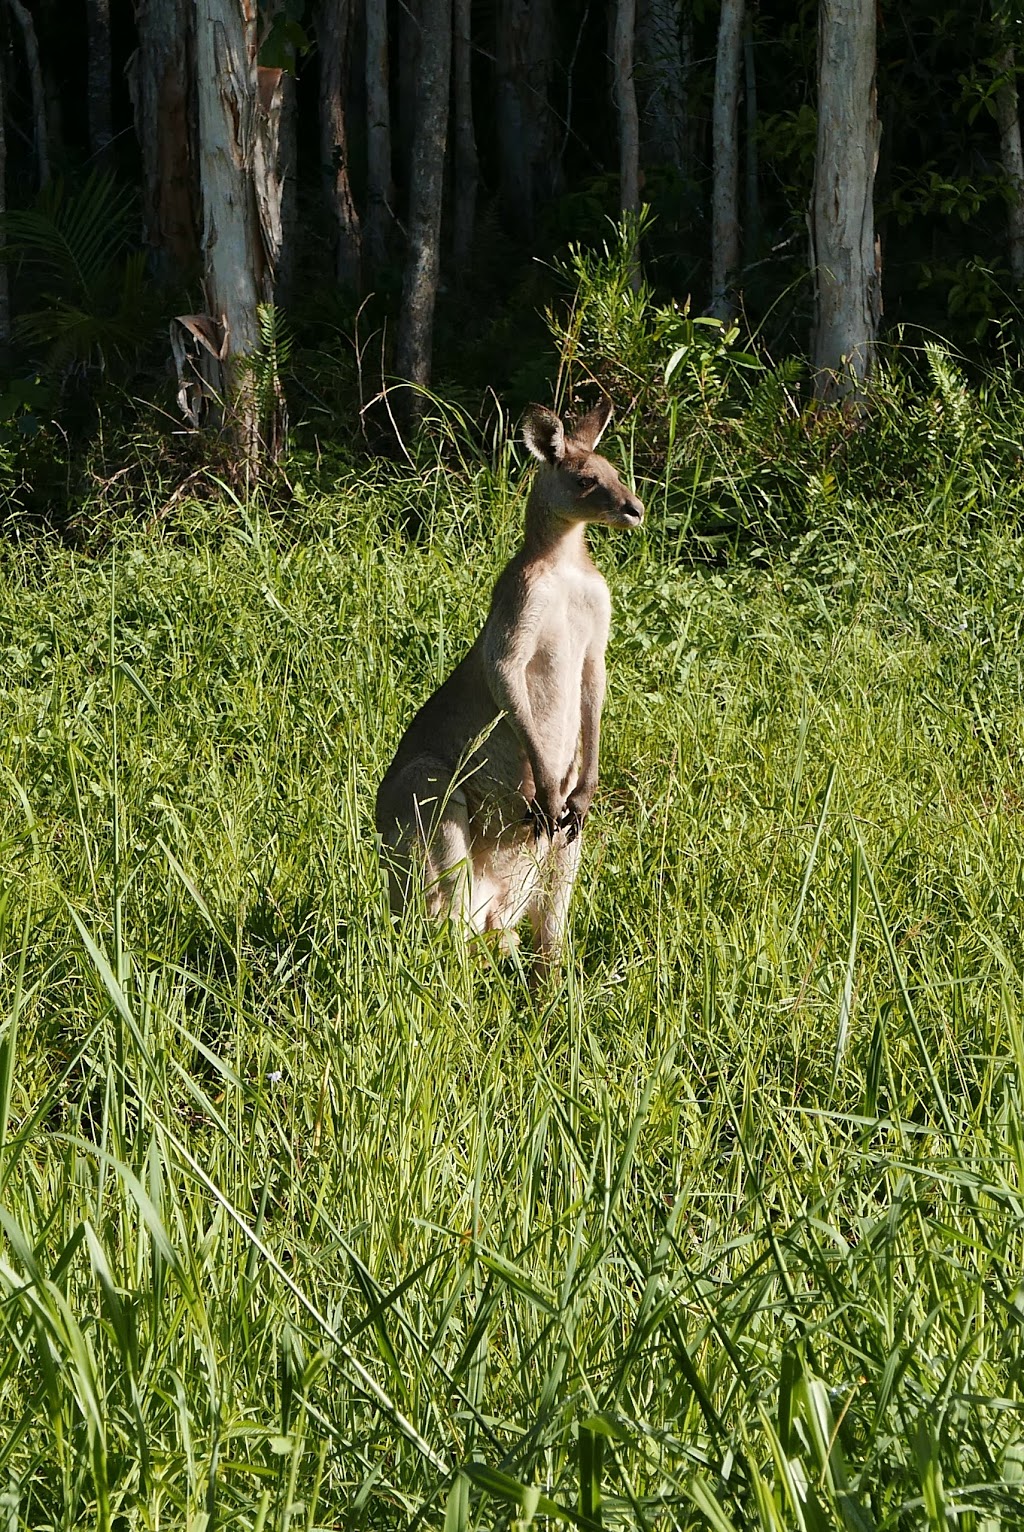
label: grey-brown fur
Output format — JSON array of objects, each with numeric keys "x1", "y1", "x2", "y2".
[{"x1": 375, "y1": 399, "x2": 644, "y2": 970}]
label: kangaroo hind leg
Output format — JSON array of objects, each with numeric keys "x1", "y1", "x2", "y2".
[
  {"x1": 378, "y1": 760, "x2": 478, "y2": 928},
  {"x1": 528, "y1": 830, "x2": 583, "y2": 977}
]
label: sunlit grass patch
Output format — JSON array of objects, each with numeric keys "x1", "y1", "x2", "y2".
[{"x1": 2, "y1": 392, "x2": 1024, "y2": 1527}]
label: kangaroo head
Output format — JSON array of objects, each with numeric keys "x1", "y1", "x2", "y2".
[{"x1": 523, "y1": 401, "x2": 644, "y2": 529}]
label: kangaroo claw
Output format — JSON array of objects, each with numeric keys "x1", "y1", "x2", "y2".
[
  {"x1": 524, "y1": 799, "x2": 556, "y2": 841},
  {"x1": 556, "y1": 804, "x2": 583, "y2": 843}
]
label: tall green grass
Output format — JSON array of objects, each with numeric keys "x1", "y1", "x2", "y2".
[{"x1": 1, "y1": 362, "x2": 1024, "y2": 1529}]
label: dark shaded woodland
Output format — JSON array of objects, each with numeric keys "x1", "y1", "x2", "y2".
[{"x1": 0, "y1": 1, "x2": 1022, "y2": 482}]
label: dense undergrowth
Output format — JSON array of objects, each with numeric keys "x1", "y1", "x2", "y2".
[{"x1": 3, "y1": 319, "x2": 1024, "y2": 1530}]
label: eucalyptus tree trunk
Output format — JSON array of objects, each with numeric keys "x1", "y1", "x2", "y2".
[
  {"x1": 395, "y1": 0, "x2": 451, "y2": 440},
  {"x1": 192, "y1": 0, "x2": 286, "y2": 461},
  {"x1": 614, "y1": 0, "x2": 640, "y2": 220},
  {"x1": 397, "y1": 0, "x2": 420, "y2": 189},
  {"x1": 7, "y1": 0, "x2": 49, "y2": 185},
  {"x1": 453, "y1": 0, "x2": 478, "y2": 276},
  {"x1": 87, "y1": 0, "x2": 113, "y2": 157},
  {"x1": 0, "y1": 56, "x2": 8, "y2": 355},
  {"x1": 636, "y1": 0, "x2": 688, "y2": 170},
  {"x1": 318, "y1": 0, "x2": 361, "y2": 289},
  {"x1": 994, "y1": 41, "x2": 1024, "y2": 289},
  {"x1": 364, "y1": 0, "x2": 394, "y2": 270},
  {"x1": 744, "y1": 12, "x2": 759, "y2": 255},
  {"x1": 131, "y1": 0, "x2": 199, "y2": 279},
  {"x1": 496, "y1": 0, "x2": 555, "y2": 235},
  {"x1": 276, "y1": 74, "x2": 298, "y2": 305},
  {"x1": 710, "y1": 0, "x2": 744, "y2": 320},
  {"x1": 810, "y1": 0, "x2": 881, "y2": 404}
]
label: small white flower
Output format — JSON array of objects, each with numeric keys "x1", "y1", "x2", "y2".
[{"x1": 267, "y1": 1070, "x2": 284, "y2": 1084}]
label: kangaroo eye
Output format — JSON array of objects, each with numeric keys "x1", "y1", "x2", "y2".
[{"x1": 577, "y1": 475, "x2": 598, "y2": 491}]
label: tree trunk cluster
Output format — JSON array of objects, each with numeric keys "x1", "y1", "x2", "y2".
[{"x1": 12, "y1": 0, "x2": 1020, "y2": 460}]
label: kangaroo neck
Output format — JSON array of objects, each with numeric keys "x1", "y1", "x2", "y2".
[{"x1": 522, "y1": 487, "x2": 590, "y2": 563}]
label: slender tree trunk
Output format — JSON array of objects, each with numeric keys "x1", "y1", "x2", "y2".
[
  {"x1": 395, "y1": 0, "x2": 451, "y2": 438},
  {"x1": 397, "y1": 0, "x2": 421, "y2": 188},
  {"x1": 710, "y1": 0, "x2": 743, "y2": 319},
  {"x1": 7, "y1": 0, "x2": 50, "y2": 186},
  {"x1": 744, "y1": 10, "x2": 759, "y2": 256},
  {"x1": 86, "y1": 0, "x2": 113, "y2": 158},
  {"x1": 192, "y1": 0, "x2": 286, "y2": 461},
  {"x1": 276, "y1": 73, "x2": 299, "y2": 305},
  {"x1": 496, "y1": 0, "x2": 554, "y2": 236},
  {"x1": 994, "y1": 41, "x2": 1024, "y2": 289},
  {"x1": 810, "y1": 0, "x2": 881, "y2": 404},
  {"x1": 636, "y1": 0, "x2": 687, "y2": 170},
  {"x1": 364, "y1": 0, "x2": 394, "y2": 271},
  {"x1": 0, "y1": 49, "x2": 8, "y2": 356},
  {"x1": 453, "y1": 0, "x2": 478, "y2": 277},
  {"x1": 318, "y1": 0, "x2": 361, "y2": 290},
  {"x1": 614, "y1": 0, "x2": 640, "y2": 219},
  {"x1": 131, "y1": 0, "x2": 199, "y2": 280}
]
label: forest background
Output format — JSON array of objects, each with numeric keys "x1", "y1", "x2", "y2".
[
  {"x1": 0, "y1": 0, "x2": 1022, "y2": 504},
  {"x1": 5, "y1": 4, "x2": 1024, "y2": 1532}
]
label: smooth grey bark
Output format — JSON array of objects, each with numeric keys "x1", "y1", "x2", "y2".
[
  {"x1": 994, "y1": 42, "x2": 1024, "y2": 288},
  {"x1": 7, "y1": 0, "x2": 49, "y2": 186},
  {"x1": 317, "y1": 0, "x2": 361, "y2": 289},
  {"x1": 87, "y1": 0, "x2": 113, "y2": 157},
  {"x1": 496, "y1": 0, "x2": 555, "y2": 235},
  {"x1": 453, "y1": 0, "x2": 478, "y2": 277},
  {"x1": 710, "y1": 0, "x2": 744, "y2": 319},
  {"x1": 636, "y1": 0, "x2": 687, "y2": 170},
  {"x1": 395, "y1": 0, "x2": 451, "y2": 437},
  {"x1": 131, "y1": 0, "x2": 199, "y2": 279},
  {"x1": 192, "y1": 0, "x2": 286, "y2": 459},
  {"x1": 810, "y1": 0, "x2": 881, "y2": 403},
  {"x1": 364, "y1": 0, "x2": 394, "y2": 270}
]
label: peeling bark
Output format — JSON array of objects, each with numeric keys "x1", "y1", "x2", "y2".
[
  {"x1": 810, "y1": 0, "x2": 881, "y2": 404},
  {"x1": 318, "y1": 0, "x2": 362, "y2": 290},
  {"x1": 276, "y1": 72, "x2": 298, "y2": 305},
  {"x1": 131, "y1": 0, "x2": 199, "y2": 279},
  {"x1": 193, "y1": 0, "x2": 286, "y2": 460},
  {"x1": 710, "y1": 0, "x2": 743, "y2": 320}
]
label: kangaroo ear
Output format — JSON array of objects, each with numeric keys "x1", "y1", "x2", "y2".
[
  {"x1": 522, "y1": 405, "x2": 566, "y2": 464},
  {"x1": 571, "y1": 397, "x2": 613, "y2": 451}
]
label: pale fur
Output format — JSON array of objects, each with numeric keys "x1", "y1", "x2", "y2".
[{"x1": 375, "y1": 399, "x2": 644, "y2": 971}]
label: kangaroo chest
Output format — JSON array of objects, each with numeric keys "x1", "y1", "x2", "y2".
[{"x1": 520, "y1": 563, "x2": 609, "y2": 722}]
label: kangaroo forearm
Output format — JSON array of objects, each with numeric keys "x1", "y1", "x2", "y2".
[
  {"x1": 487, "y1": 662, "x2": 561, "y2": 805},
  {"x1": 572, "y1": 658, "x2": 605, "y2": 812}
]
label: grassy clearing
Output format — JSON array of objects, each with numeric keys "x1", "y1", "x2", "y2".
[{"x1": 2, "y1": 367, "x2": 1024, "y2": 1530}]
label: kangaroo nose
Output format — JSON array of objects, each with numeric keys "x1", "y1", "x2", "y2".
[{"x1": 627, "y1": 498, "x2": 644, "y2": 524}]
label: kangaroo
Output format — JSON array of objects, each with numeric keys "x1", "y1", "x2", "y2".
[{"x1": 375, "y1": 399, "x2": 644, "y2": 971}]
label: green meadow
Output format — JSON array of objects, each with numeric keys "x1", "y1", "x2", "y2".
[{"x1": 2, "y1": 347, "x2": 1024, "y2": 1529}]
